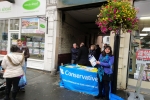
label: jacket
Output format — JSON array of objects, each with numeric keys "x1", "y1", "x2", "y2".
[
  {"x1": 71, "y1": 48, "x2": 78, "y2": 60},
  {"x1": 77, "y1": 46, "x2": 89, "y2": 66},
  {"x1": 2, "y1": 52, "x2": 25, "y2": 78},
  {"x1": 17, "y1": 46, "x2": 30, "y2": 61},
  {"x1": 89, "y1": 50, "x2": 96, "y2": 58},
  {"x1": 95, "y1": 47, "x2": 101, "y2": 60},
  {"x1": 99, "y1": 54, "x2": 114, "y2": 74}
]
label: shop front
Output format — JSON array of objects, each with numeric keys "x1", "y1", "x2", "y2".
[
  {"x1": 0, "y1": 0, "x2": 52, "y2": 71},
  {"x1": 128, "y1": 0, "x2": 150, "y2": 89}
]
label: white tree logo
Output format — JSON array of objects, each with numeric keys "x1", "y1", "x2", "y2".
[{"x1": 60, "y1": 68, "x2": 64, "y2": 74}]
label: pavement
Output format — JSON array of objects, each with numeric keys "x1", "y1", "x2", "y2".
[{"x1": 0, "y1": 69, "x2": 150, "y2": 100}]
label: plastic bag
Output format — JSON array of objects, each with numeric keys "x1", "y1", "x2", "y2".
[{"x1": 18, "y1": 75, "x2": 27, "y2": 87}]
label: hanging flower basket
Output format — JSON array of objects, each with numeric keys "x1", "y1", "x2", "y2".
[{"x1": 96, "y1": 0, "x2": 139, "y2": 34}]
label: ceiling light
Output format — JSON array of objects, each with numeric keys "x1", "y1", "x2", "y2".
[
  {"x1": 140, "y1": 37, "x2": 144, "y2": 39},
  {"x1": 140, "y1": 17, "x2": 150, "y2": 19},
  {"x1": 142, "y1": 27, "x2": 150, "y2": 31},
  {"x1": 140, "y1": 34, "x2": 148, "y2": 36}
]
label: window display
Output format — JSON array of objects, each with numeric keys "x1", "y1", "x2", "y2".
[
  {"x1": 21, "y1": 33, "x2": 45, "y2": 60},
  {"x1": 129, "y1": 31, "x2": 150, "y2": 82},
  {"x1": 0, "y1": 20, "x2": 8, "y2": 55}
]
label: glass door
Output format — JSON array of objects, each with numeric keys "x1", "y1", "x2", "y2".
[
  {"x1": 10, "y1": 33, "x2": 19, "y2": 46},
  {"x1": 8, "y1": 32, "x2": 19, "y2": 53}
]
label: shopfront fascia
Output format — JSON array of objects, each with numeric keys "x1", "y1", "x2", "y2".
[
  {"x1": 0, "y1": 0, "x2": 58, "y2": 71},
  {"x1": 57, "y1": 0, "x2": 106, "y2": 9}
]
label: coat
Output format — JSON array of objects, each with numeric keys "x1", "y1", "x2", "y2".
[
  {"x1": 77, "y1": 46, "x2": 89, "y2": 66},
  {"x1": 2, "y1": 52, "x2": 24, "y2": 78},
  {"x1": 71, "y1": 48, "x2": 78, "y2": 60}
]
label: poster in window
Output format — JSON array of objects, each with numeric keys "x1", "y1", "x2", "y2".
[
  {"x1": 40, "y1": 42, "x2": 45, "y2": 48},
  {"x1": 40, "y1": 49, "x2": 44, "y2": 55},
  {"x1": 33, "y1": 42, "x2": 39, "y2": 47},
  {"x1": 27, "y1": 42, "x2": 33, "y2": 47},
  {"x1": 33, "y1": 49, "x2": 39, "y2": 54},
  {"x1": 135, "y1": 49, "x2": 150, "y2": 82},
  {"x1": 29, "y1": 48, "x2": 33, "y2": 54}
]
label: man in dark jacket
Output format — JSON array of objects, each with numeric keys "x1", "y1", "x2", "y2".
[
  {"x1": 95, "y1": 45, "x2": 101, "y2": 60},
  {"x1": 17, "y1": 39, "x2": 30, "y2": 92},
  {"x1": 77, "y1": 42, "x2": 89, "y2": 66},
  {"x1": 71, "y1": 43, "x2": 78, "y2": 64}
]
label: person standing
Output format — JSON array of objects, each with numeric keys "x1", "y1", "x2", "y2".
[
  {"x1": 95, "y1": 44, "x2": 101, "y2": 60},
  {"x1": 89, "y1": 45, "x2": 96, "y2": 58},
  {"x1": 96, "y1": 46, "x2": 114, "y2": 100},
  {"x1": 77, "y1": 42, "x2": 89, "y2": 66},
  {"x1": 1, "y1": 45, "x2": 24, "y2": 100},
  {"x1": 71, "y1": 43, "x2": 78, "y2": 64},
  {"x1": 17, "y1": 39, "x2": 30, "y2": 92}
]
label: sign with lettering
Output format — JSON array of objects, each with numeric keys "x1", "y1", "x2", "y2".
[
  {"x1": 0, "y1": 0, "x2": 46, "y2": 18},
  {"x1": 136, "y1": 49, "x2": 150, "y2": 61}
]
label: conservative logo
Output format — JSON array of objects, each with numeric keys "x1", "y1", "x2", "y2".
[
  {"x1": 23, "y1": 0, "x2": 40, "y2": 10},
  {"x1": 60, "y1": 68, "x2": 98, "y2": 82},
  {"x1": 60, "y1": 68, "x2": 64, "y2": 74}
]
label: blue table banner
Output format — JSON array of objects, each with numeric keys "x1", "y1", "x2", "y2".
[
  {"x1": 59, "y1": 65, "x2": 124, "y2": 100},
  {"x1": 60, "y1": 66, "x2": 98, "y2": 96}
]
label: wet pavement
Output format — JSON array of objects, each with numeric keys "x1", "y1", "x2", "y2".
[{"x1": 0, "y1": 69, "x2": 150, "y2": 100}]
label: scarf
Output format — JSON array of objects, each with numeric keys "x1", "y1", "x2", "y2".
[{"x1": 98, "y1": 54, "x2": 109, "y2": 82}]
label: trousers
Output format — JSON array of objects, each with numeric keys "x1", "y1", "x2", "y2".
[
  {"x1": 5, "y1": 77, "x2": 21, "y2": 97},
  {"x1": 97, "y1": 73, "x2": 111, "y2": 100}
]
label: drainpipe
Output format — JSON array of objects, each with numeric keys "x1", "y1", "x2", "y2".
[{"x1": 111, "y1": 29, "x2": 121, "y2": 94}]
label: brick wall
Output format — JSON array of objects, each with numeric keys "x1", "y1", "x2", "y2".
[{"x1": 59, "y1": 13, "x2": 88, "y2": 54}]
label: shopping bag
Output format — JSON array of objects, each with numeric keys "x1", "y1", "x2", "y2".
[{"x1": 18, "y1": 75, "x2": 27, "y2": 87}]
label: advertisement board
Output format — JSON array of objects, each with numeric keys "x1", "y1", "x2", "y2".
[
  {"x1": 135, "y1": 49, "x2": 150, "y2": 82},
  {"x1": 0, "y1": 0, "x2": 46, "y2": 18},
  {"x1": 21, "y1": 18, "x2": 46, "y2": 33}
]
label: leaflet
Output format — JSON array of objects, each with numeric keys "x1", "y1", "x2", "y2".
[{"x1": 89, "y1": 55, "x2": 97, "y2": 67}]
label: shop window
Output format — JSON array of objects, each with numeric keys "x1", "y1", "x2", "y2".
[
  {"x1": 21, "y1": 33, "x2": 45, "y2": 60},
  {"x1": 129, "y1": 32, "x2": 150, "y2": 82},
  {"x1": 10, "y1": 19, "x2": 19, "y2": 30},
  {"x1": 0, "y1": 20, "x2": 8, "y2": 55}
]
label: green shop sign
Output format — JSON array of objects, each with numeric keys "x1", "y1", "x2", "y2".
[
  {"x1": 40, "y1": 24, "x2": 45, "y2": 28},
  {"x1": 23, "y1": 0, "x2": 40, "y2": 10},
  {"x1": 0, "y1": 6, "x2": 11, "y2": 12}
]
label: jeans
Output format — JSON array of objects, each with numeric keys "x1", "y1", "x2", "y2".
[
  {"x1": 22, "y1": 61, "x2": 27, "y2": 74},
  {"x1": 21, "y1": 61, "x2": 27, "y2": 88},
  {"x1": 5, "y1": 77, "x2": 21, "y2": 97}
]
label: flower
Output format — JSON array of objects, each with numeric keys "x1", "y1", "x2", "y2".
[{"x1": 96, "y1": 0, "x2": 139, "y2": 33}]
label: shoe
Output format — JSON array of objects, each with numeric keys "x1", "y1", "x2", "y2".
[
  {"x1": 12, "y1": 92, "x2": 17, "y2": 100},
  {"x1": 94, "y1": 95, "x2": 100, "y2": 99},
  {"x1": 20, "y1": 88, "x2": 25, "y2": 92},
  {"x1": 94, "y1": 95, "x2": 104, "y2": 100}
]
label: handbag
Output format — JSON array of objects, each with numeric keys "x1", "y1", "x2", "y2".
[{"x1": 18, "y1": 75, "x2": 27, "y2": 87}]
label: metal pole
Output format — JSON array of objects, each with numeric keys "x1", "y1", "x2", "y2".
[
  {"x1": 111, "y1": 29, "x2": 121, "y2": 94},
  {"x1": 46, "y1": 17, "x2": 48, "y2": 34}
]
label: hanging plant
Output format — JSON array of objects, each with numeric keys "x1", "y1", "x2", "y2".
[{"x1": 96, "y1": 0, "x2": 139, "y2": 34}]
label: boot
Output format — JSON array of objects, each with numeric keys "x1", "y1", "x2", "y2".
[{"x1": 12, "y1": 92, "x2": 17, "y2": 100}]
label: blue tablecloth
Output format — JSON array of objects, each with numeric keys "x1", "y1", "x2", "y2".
[
  {"x1": 59, "y1": 64, "x2": 124, "y2": 100},
  {"x1": 59, "y1": 64, "x2": 98, "y2": 96}
]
